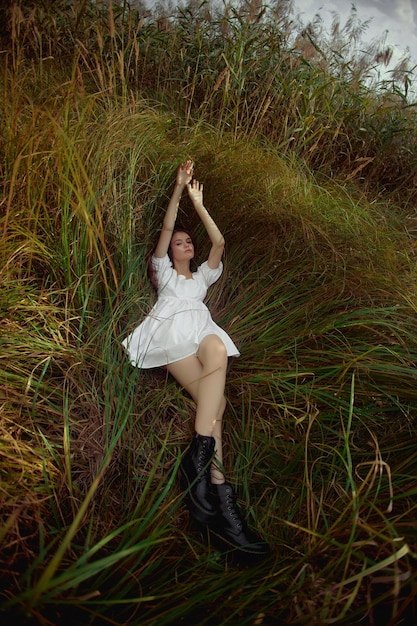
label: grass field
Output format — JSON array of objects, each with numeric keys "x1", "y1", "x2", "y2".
[{"x1": 1, "y1": 1, "x2": 417, "y2": 624}]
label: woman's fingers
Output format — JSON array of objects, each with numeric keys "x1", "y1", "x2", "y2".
[
  {"x1": 181, "y1": 160, "x2": 193, "y2": 173},
  {"x1": 177, "y1": 160, "x2": 194, "y2": 185},
  {"x1": 188, "y1": 179, "x2": 203, "y2": 190}
]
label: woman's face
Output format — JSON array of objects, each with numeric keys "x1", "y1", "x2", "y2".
[{"x1": 170, "y1": 231, "x2": 195, "y2": 263}]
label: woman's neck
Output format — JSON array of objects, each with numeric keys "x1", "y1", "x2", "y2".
[{"x1": 174, "y1": 260, "x2": 192, "y2": 278}]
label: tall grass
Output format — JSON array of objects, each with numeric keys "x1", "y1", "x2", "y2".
[
  {"x1": 60, "y1": 0, "x2": 417, "y2": 204},
  {"x1": 3, "y1": 0, "x2": 417, "y2": 202},
  {"x1": 1, "y1": 1, "x2": 417, "y2": 624}
]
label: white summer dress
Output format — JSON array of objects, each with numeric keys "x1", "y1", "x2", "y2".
[{"x1": 122, "y1": 254, "x2": 240, "y2": 369}]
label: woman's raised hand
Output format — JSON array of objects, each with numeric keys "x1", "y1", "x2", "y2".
[
  {"x1": 176, "y1": 160, "x2": 194, "y2": 187},
  {"x1": 187, "y1": 179, "x2": 204, "y2": 207}
]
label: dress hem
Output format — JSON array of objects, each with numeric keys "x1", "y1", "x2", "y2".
[{"x1": 128, "y1": 347, "x2": 240, "y2": 370}]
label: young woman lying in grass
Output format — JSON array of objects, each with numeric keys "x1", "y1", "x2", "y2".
[{"x1": 122, "y1": 160, "x2": 269, "y2": 564}]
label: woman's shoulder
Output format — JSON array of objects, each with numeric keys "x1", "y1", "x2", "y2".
[
  {"x1": 197, "y1": 260, "x2": 223, "y2": 285},
  {"x1": 151, "y1": 254, "x2": 172, "y2": 269},
  {"x1": 197, "y1": 259, "x2": 223, "y2": 272}
]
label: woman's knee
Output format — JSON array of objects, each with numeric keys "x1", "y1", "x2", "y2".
[{"x1": 198, "y1": 335, "x2": 227, "y2": 367}]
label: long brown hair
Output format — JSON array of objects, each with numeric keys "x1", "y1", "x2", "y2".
[{"x1": 148, "y1": 227, "x2": 198, "y2": 291}]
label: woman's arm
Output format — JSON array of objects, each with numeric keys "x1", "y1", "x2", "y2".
[
  {"x1": 154, "y1": 160, "x2": 194, "y2": 259},
  {"x1": 187, "y1": 179, "x2": 225, "y2": 269}
]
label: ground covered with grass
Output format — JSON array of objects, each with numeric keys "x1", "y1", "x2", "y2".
[{"x1": 1, "y1": 1, "x2": 417, "y2": 624}]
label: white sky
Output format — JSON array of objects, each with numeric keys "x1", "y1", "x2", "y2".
[{"x1": 293, "y1": 0, "x2": 417, "y2": 69}]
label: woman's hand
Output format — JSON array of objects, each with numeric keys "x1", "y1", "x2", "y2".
[
  {"x1": 176, "y1": 160, "x2": 194, "y2": 187},
  {"x1": 186, "y1": 177, "x2": 225, "y2": 268},
  {"x1": 187, "y1": 179, "x2": 204, "y2": 208}
]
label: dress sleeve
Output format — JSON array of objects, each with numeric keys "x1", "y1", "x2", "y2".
[
  {"x1": 151, "y1": 255, "x2": 173, "y2": 290},
  {"x1": 198, "y1": 260, "x2": 223, "y2": 287}
]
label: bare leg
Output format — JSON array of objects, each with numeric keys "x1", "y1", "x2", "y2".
[
  {"x1": 195, "y1": 334, "x2": 227, "y2": 433},
  {"x1": 168, "y1": 342, "x2": 270, "y2": 558},
  {"x1": 167, "y1": 335, "x2": 228, "y2": 484}
]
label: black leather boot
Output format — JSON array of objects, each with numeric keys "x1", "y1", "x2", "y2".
[
  {"x1": 208, "y1": 482, "x2": 270, "y2": 564},
  {"x1": 180, "y1": 434, "x2": 217, "y2": 525}
]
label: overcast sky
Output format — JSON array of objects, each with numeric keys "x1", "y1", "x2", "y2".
[{"x1": 293, "y1": 0, "x2": 417, "y2": 69}]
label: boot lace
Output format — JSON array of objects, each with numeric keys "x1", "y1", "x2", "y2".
[
  {"x1": 197, "y1": 438, "x2": 209, "y2": 474},
  {"x1": 225, "y1": 486, "x2": 242, "y2": 529}
]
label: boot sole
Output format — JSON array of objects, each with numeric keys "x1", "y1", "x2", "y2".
[{"x1": 206, "y1": 526, "x2": 271, "y2": 562}]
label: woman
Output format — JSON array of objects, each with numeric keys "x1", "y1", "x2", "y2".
[{"x1": 122, "y1": 161, "x2": 269, "y2": 562}]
